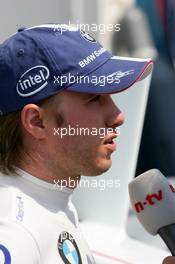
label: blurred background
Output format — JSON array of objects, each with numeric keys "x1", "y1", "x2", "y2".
[{"x1": 0, "y1": 0, "x2": 175, "y2": 263}]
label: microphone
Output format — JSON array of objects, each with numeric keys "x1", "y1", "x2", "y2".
[{"x1": 129, "y1": 169, "x2": 175, "y2": 255}]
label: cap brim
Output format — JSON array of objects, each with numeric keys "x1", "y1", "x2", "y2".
[{"x1": 66, "y1": 56, "x2": 153, "y2": 94}]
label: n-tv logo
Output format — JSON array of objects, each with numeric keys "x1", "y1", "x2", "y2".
[
  {"x1": 16, "y1": 65, "x2": 50, "y2": 97},
  {"x1": 134, "y1": 184, "x2": 175, "y2": 213}
]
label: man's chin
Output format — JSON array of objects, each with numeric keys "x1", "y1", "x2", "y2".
[{"x1": 84, "y1": 159, "x2": 112, "y2": 176}]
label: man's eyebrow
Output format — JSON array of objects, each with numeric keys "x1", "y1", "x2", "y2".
[{"x1": 81, "y1": 94, "x2": 98, "y2": 99}]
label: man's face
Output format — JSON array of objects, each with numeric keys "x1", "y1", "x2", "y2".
[{"x1": 44, "y1": 91, "x2": 124, "y2": 177}]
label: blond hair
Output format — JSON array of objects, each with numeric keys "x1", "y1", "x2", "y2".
[
  {"x1": 0, "y1": 95, "x2": 60, "y2": 175},
  {"x1": 0, "y1": 111, "x2": 23, "y2": 175}
]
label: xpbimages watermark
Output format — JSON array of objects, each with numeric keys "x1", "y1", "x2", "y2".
[
  {"x1": 54, "y1": 177, "x2": 121, "y2": 191},
  {"x1": 53, "y1": 125, "x2": 120, "y2": 139},
  {"x1": 53, "y1": 70, "x2": 135, "y2": 86},
  {"x1": 53, "y1": 21, "x2": 121, "y2": 35}
]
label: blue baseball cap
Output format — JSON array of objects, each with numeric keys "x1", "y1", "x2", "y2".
[{"x1": 0, "y1": 24, "x2": 153, "y2": 115}]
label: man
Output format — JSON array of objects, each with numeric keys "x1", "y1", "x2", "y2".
[
  {"x1": 0, "y1": 24, "x2": 171, "y2": 263},
  {"x1": 163, "y1": 257, "x2": 175, "y2": 264}
]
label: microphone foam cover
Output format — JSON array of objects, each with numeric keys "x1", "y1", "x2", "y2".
[{"x1": 129, "y1": 169, "x2": 175, "y2": 235}]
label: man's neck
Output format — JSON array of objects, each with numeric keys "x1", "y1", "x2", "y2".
[{"x1": 17, "y1": 160, "x2": 81, "y2": 190}]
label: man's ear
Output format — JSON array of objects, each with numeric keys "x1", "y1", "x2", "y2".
[{"x1": 20, "y1": 104, "x2": 46, "y2": 139}]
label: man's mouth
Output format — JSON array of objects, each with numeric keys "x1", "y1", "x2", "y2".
[
  {"x1": 103, "y1": 133, "x2": 117, "y2": 143},
  {"x1": 104, "y1": 139, "x2": 114, "y2": 144},
  {"x1": 103, "y1": 133, "x2": 117, "y2": 152}
]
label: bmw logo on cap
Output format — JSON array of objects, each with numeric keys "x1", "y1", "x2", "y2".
[
  {"x1": 0, "y1": 245, "x2": 11, "y2": 264},
  {"x1": 58, "y1": 231, "x2": 82, "y2": 264},
  {"x1": 80, "y1": 30, "x2": 97, "y2": 43}
]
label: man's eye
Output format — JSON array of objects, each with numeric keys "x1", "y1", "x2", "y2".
[{"x1": 90, "y1": 95, "x2": 101, "y2": 102}]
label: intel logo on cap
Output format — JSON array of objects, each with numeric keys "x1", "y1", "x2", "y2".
[{"x1": 16, "y1": 65, "x2": 50, "y2": 97}]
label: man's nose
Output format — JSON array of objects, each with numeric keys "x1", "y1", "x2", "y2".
[{"x1": 105, "y1": 98, "x2": 125, "y2": 128}]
